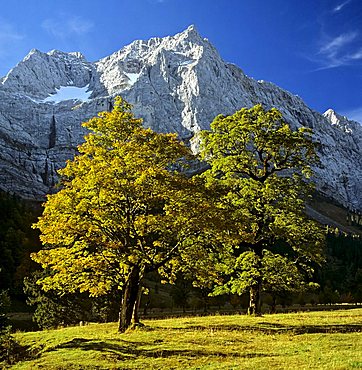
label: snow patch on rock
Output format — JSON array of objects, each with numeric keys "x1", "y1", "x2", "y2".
[
  {"x1": 43, "y1": 85, "x2": 92, "y2": 103},
  {"x1": 124, "y1": 72, "x2": 141, "y2": 87}
]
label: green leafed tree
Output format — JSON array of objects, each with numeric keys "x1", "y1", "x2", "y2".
[
  {"x1": 31, "y1": 98, "x2": 220, "y2": 332},
  {"x1": 23, "y1": 271, "x2": 120, "y2": 329},
  {"x1": 200, "y1": 104, "x2": 325, "y2": 314}
]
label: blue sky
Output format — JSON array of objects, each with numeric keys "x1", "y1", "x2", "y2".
[{"x1": 1, "y1": 0, "x2": 362, "y2": 122}]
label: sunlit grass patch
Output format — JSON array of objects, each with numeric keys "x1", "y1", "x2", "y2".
[{"x1": 7, "y1": 308, "x2": 362, "y2": 369}]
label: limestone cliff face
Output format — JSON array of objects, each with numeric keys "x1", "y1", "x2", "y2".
[{"x1": 0, "y1": 25, "x2": 361, "y2": 210}]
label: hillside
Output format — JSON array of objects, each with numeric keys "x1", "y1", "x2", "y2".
[{"x1": 0, "y1": 26, "x2": 361, "y2": 212}]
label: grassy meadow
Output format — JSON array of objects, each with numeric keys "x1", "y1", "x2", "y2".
[{"x1": 4, "y1": 308, "x2": 362, "y2": 369}]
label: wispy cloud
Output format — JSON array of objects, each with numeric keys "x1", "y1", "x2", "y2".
[
  {"x1": 303, "y1": 1, "x2": 362, "y2": 72},
  {"x1": 42, "y1": 15, "x2": 93, "y2": 39},
  {"x1": 332, "y1": 0, "x2": 351, "y2": 13},
  {"x1": 349, "y1": 48, "x2": 362, "y2": 59},
  {"x1": 0, "y1": 23, "x2": 23, "y2": 42},
  {"x1": 320, "y1": 32, "x2": 357, "y2": 55},
  {"x1": 0, "y1": 19, "x2": 24, "y2": 58},
  {"x1": 315, "y1": 31, "x2": 362, "y2": 69}
]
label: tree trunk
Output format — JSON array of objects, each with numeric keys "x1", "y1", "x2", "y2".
[
  {"x1": 248, "y1": 281, "x2": 261, "y2": 315},
  {"x1": 248, "y1": 246, "x2": 263, "y2": 315},
  {"x1": 270, "y1": 294, "x2": 277, "y2": 314},
  {"x1": 118, "y1": 266, "x2": 141, "y2": 333},
  {"x1": 131, "y1": 286, "x2": 143, "y2": 326}
]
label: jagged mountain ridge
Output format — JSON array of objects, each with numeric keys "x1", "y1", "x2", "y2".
[{"x1": 0, "y1": 25, "x2": 361, "y2": 210}]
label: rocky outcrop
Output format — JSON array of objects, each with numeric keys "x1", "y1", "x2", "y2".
[{"x1": 0, "y1": 25, "x2": 361, "y2": 210}]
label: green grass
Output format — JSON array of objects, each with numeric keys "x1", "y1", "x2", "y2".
[{"x1": 5, "y1": 308, "x2": 362, "y2": 369}]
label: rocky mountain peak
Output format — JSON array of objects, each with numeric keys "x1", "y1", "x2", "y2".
[
  {"x1": 0, "y1": 48, "x2": 94, "y2": 99},
  {"x1": 323, "y1": 109, "x2": 362, "y2": 138},
  {"x1": 176, "y1": 24, "x2": 204, "y2": 43},
  {"x1": 47, "y1": 50, "x2": 86, "y2": 60},
  {"x1": 24, "y1": 48, "x2": 44, "y2": 59},
  {"x1": 324, "y1": 108, "x2": 346, "y2": 125},
  {"x1": 0, "y1": 26, "x2": 361, "y2": 211}
]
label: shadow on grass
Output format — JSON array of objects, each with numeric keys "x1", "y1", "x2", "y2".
[
  {"x1": 51, "y1": 337, "x2": 276, "y2": 361},
  {"x1": 1, "y1": 339, "x2": 41, "y2": 366},
  {"x1": 179, "y1": 323, "x2": 362, "y2": 335},
  {"x1": 8, "y1": 323, "x2": 361, "y2": 366}
]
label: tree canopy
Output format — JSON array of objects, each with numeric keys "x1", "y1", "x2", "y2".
[
  {"x1": 200, "y1": 104, "x2": 325, "y2": 314},
  {"x1": 31, "y1": 101, "x2": 326, "y2": 327},
  {"x1": 32, "y1": 98, "x2": 220, "y2": 332}
]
